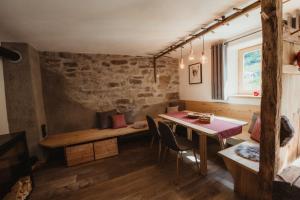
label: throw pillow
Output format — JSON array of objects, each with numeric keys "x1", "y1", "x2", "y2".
[
  {"x1": 124, "y1": 111, "x2": 135, "y2": 124},
  {"x1": 97, "y1": 109, "x2": 117, "y2": 129},
  {"x1": 112, "y1": 114, "x2": 127, "y2": 129},
  {"x1": 251, "y1": 117, "x2": 261, "y2": 142},
  {"x1": 169, "y1": 101, "x2": 186, "y2": 111},
  {"x1": 132, "y1": 121, "x2": 148, "y2": 129},
  {"x1": 248, "y1": 112, "x2": 260, "y2": 134},
  {"x1": 167, "y1": 106, "x2": 179, "y2": 113}
]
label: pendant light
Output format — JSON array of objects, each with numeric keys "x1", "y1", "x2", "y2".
[
  {"x1": 179, "y1": 47, "x2": 185, "y2": 69},
  {"x1": 201, "y1": 36, "x2": 208, "y2": 64},
  {"x1": 188, "y1": 42, "x2": 195, "y2": 61}
]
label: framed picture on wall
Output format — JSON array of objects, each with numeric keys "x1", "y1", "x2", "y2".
[{"x1": 189, "y1": 62, "x2": 202, "y2": 84}]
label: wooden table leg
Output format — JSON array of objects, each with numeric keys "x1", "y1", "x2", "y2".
[
  {"x1": 187, "y1": 128, "x2": 192, "y2": 141},
  {"x1": 199, "y1": 133, "x2": 207, "y2": 176}
]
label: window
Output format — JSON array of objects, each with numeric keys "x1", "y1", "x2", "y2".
[{"x1": 238, "y1": 44, "x2": 262, "y2": 95}]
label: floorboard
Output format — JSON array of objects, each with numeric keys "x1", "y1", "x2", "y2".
[{"x1": 30, "y1": 138, "x2": 240, "y2": 200}]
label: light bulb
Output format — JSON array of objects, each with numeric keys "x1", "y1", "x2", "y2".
[
  {"x1": 201, "y1": 52, "x2": 207, "y2": 64},
  {"x1": 188, "y1": 49, "x2": 195, "y2": 60},
  {"x1": 189, "y1": 42, "x2": 195, "y2": 60},
  {"x1": 179, "y1": 58, "x2": 185, "y2": 69}
]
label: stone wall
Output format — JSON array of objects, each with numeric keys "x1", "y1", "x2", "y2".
[{"x1": 39, "y1": 52, "x2": 179, "y2": 134}]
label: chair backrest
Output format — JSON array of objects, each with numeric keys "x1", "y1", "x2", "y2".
[
  {"x1": 146, "y1": 115, "x2": 160, "y2": 138},
  {"x1": 158, "y1": 121, "x2": 179, "y2": 151}
]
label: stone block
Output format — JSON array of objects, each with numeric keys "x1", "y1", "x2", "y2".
[
  {"x1": 108, "y1": 82, "x2": 119, "y2": 87},
  {"x1": 102, "y1": 62, "x2": 110, "y2": 67},
  {"x1": 111, "y1": 60, "x2": 128, "y2": 65},
  {"x1": 166, "y1": 92, "x2": 179, "y2": 100},
  {"x1": 138, "y1": 93, "x2": 153, "y2": 97},
  {"x1": 129, "y1": 79, "x2": 142, "y2": 84},
  {"x1": 116, "y1": 99, "x2": 130, "y2": 104},
  {"x1": 63, "y1": 62, "x2": 78, "y2": 68}
]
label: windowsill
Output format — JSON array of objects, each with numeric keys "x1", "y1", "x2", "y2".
[{"x1": 229, "y1": 94, "x2": 261, "y2": 99}]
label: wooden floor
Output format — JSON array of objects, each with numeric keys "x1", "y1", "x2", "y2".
[{"x1": 30, "y1": 138, "x2": 240, "y2": 200}]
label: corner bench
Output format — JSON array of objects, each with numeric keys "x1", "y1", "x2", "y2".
[
  {"x1": 226, "y1": 130, "x2": 252, "y2": 146},
  {"x1": 39, "y1": 124, "x2": 149, "y2": 166},
  {"x1": 219, "y1": 141, "x2": 260, "y2": 199}
]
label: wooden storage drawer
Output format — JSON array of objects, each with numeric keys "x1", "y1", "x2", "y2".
[
  {"x1": 94, "y1": 138, "x2": 118, "y2": 160},
  {"x1": 65, "y1": 143, "x2": 94, "y2": 166}
]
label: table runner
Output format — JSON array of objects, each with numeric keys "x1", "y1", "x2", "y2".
[{"x1": 166, "y1": 112, "x2": 242, "y2": 140}]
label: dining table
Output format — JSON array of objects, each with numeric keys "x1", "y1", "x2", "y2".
[{"x1": 158, "y1": 111, "x2": 248, "y2": 176}]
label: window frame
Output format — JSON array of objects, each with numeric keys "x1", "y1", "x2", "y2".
[{"x1": 238, "y1": 44, "x2": 262, "y2": 95}]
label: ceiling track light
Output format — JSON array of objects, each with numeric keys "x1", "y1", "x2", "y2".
[
  {"x1": 215, "y1": 16, "x2": 225, "y2": 22},
  {"x1": 233, "y1": 7, "x2": 242, "y2": 12},
  {"x1": 201, "y1": 36, "x2": 208, "y2": 65},
  {"x1": 153, "y1": 1, "x2": 261, "y2": 59},
  {"x1": 233, "y1": 8, "x2": 249, "y2": 18}
]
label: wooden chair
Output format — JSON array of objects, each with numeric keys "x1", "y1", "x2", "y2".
[
  {"x1": 146, "y1": 115, "x2": 162, "y2": 161},
  {"x1": 158, "y1": 121, "x2": 200, "y2": 179}
]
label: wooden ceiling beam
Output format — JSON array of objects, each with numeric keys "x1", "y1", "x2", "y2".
[{"x1": 153, "y1": 0, "x2": 261, "y2": 59}]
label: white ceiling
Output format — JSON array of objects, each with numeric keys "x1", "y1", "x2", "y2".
[{"x1": 0, "y1": 0, "x2": 299, "y2": 56}]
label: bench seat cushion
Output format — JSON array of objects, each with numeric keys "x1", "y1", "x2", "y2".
[{"x1": 97, "y1": 109, "x2": 117, "y2": 129}]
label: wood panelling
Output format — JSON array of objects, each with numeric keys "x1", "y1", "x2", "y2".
[
  {"x1": 94, "y1": 138, "x2": 118, "y2": 160},
  {"x1": 279, "y1": 74, "x2": 300, "y2": 171},
  {"x1": 65, "y1": 143, "x2": 94, "y2": 166},
  {"x1": 184, "y1": 100, "x2": 260, "y2": 123}
]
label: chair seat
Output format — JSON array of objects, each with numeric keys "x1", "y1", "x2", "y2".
[{"x1": 175, "y1": 136, "x2": 195, "y2": 151}]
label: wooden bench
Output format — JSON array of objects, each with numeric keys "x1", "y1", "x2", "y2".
[
  {"x1": 39, "y1": 124, "x2": 149, "y2": 166},
  {"x1": 219, "y1": 141, "x2": 260, "y2": 200}
]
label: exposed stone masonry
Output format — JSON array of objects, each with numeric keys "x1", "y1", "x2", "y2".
[{"x1": 39, "y1": 52, "x2": 179, "y2": 119}]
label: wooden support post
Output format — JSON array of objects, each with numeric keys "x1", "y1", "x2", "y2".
[
  {"x1": 153, "y1": 57, "x2": 157, "y2": 83},
  {"x1": 259, "y1": 0, "x2": 283, "y2": 199}
]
